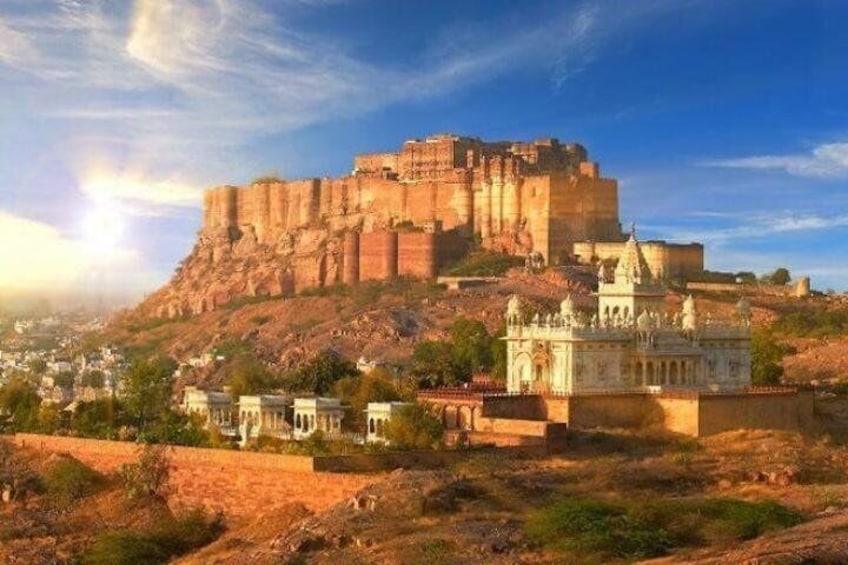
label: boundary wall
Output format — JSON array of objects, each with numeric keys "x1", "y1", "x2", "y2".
[
  {"x1": 543, "y1": 390, "x2": 814, "y2": 437},
  {"x1": 453, "y1": 389, "x2": 814, "y2": 438},
  {"x1": 12, "y1": 434, "x2": 372, "y2": 519},
  {"x1": 10, "y1": 435, "x2": 552, "y2": 516}
]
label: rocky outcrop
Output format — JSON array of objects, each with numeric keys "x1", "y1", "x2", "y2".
[{"x1": 138, "y1": 225, "x2": 342, "y2": 319}]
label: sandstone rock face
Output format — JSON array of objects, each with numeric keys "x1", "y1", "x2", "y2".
[{"x1": 141, "y1": 224, "x2": 342, "y2": 319}]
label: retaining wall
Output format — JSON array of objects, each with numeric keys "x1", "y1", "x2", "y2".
[{"x1": 12, "y1": 434, "x2": 372, "y2": 519}]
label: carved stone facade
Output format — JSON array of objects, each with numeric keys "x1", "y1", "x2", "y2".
[{"x1": 505, "y1": 234, "x2": 752, "y2": 395}]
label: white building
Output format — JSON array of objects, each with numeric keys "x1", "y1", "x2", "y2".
[
  {"x1": 293, "y1": 397, "x2": 345, "y2": 440},
  {"x1": 504, "y1": 232, "x2": 752, "y2": 395},
  {"x1": 238, "y1": 395, "x2": 291, "y2": 440},
  {"x1": 365, "y1": 402, "x2": 412, "y2": 444},
  {"x1": 182, "y1": 386, "x2": 236, "y2": 433}
]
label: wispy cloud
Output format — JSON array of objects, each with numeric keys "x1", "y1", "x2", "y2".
[
  {"x1": 2, "y1": 0, "x2": 684, "y2": 215},
  {"x1": 647, "y1": 212, "x2": 848, "y2": 244},
  {"x1": 703, "y1": 142, "x2": 848, "y2": 178}
]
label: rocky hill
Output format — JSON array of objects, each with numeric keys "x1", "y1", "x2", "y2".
[
  {"x1": 104, "y1": 264, "x2": 846, "y2": 393},
  {"x1": 110, "y1": 268, "x2": 595, "y2": 381}
]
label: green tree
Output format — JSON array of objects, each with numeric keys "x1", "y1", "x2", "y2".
[
  {"x1": 121, "y1": 357, "x2": 177, "y2": 434},
  {"x1": 53, "y1": 370, "x2": 76, "y2": 389},
  {"x1": 384, "y1": 404, "x2": 444, "y2": 450},
  {"x1": 81, "y1": 370, "x2": 106, "y2": 388},
  {"x1": 0, "y1": 377, "x2": 42, "y2": 432},
  {"x1": 735, "y1": 271, "x2": 757, "y2": 284},
  {"x1": 226, "y1": 354, "x2": 277, "y2": 397},
  {"x1": 409, "y1": 340, "x2": 469, "y2": 389},
  {"x1": 751, "y1": 329, "x2": 790, "y2": 386},
  {"x1": 449, "y1": 317, "x2": 493, "y2": 373},
  {"x1": 28, "y1": 357, "x2": 47, "y2": 375},
  {"x1": 119, "y1": 444, "x2": 170, "y2": 501},
  {"x1": 762, "y1": 267, "x2": 791, "y2": 286},
  {"x1": 282, "y1": 350, "x2": 359, "y2": 395},
  {"x1": 73, "y1": 398, "x2": 124, "y2": 439},
  {"x1": 489, "y1": 326, "x2": 508, "y2": 382},
  {"x1": 333, "y1": 369, "x2": 401, "y2": 432}
]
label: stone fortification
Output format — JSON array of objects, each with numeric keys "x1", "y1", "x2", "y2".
[
  {"x1": 204, "y1": 134, "x2": 620, "y2": 259},
  {"x1": 140, "y1": 134, "x2": 624, "y2": 318}
]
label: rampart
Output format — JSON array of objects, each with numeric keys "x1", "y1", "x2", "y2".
[
  {"x1": 203, "y1": 135, "x2": 622, "y2": 266},
  {"x1": 686, "y1": 278, "x2": 811, "y2": 298},
  {"x1": 573, "y1": 240, "x2": 704, "y2": 280}
]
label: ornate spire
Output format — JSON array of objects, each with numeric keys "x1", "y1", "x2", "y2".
[{"x1": 614, "y1": 226, "x2": 646, "y2": 284}]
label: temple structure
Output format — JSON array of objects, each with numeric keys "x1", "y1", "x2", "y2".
[{"x1": 504, "y1": 232, "x2": 752, "y2": 394}]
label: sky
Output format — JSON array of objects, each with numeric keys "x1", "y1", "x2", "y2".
[{"x1": 1, "y1": 0, "x2": 847, "y2": 305}]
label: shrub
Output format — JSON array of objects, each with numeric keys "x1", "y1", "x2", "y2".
[
  {"x1": 384, "y1": 404, "x2": 444, "y2": 450},
  {"x1": 445, "y1": 250, "x2": 524, "y2": 277},
  {"x1": 42, "y1": 456, "x2": 105, "y2": 508},
  {"x1": 120, "y1": 444, "x2": 170, "y2": 501},
  {"x1": 526, "y1": 496, "x2": 803, "y2": 560},
  {"x1": 83, "y1": 509, "x2": 223, "y2": 565}
]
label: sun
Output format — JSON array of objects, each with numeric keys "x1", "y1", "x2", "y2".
[{"x1": 81, "y1": 199, "x2": 125, "y2": 258}]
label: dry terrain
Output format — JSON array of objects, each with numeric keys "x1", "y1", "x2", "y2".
[
  {"x1": 103, "y1": 268, "x2": 842, "y2": 389},
  {"x1": 5, "y1": 422, "x2": 848, "y2": 564}
]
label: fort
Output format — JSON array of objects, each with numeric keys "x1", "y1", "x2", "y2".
[{"x1": 141, "y1": 134, "x2": 704, "y2": 318}]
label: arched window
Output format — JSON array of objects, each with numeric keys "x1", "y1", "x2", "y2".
[{"x1": 296, "y1": 413, "x2": 302, "y2": 429}]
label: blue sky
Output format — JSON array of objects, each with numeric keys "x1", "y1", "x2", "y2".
[{"x1": 1, "y1": 0, "x2": 847, "y2": 302}]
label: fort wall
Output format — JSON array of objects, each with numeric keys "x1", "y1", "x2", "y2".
[
  {"x1": 397, "y1": 232, "x2": 437, "y2": 279},
  {"x1": 686, "y1": 279, "x2": 811, "y2": 298},
  {"x1": 573, "y1": 240, "x2": 704, "y2": 280},
  {"x1": 359, "y1": 231, "x2": 398, "y2": 281}
]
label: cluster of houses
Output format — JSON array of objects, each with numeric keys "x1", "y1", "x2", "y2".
[
  {"x1": 0, "y1": 344, "x2": 124, "y2": 406},
  {"x1": 181, "y1": 386, "x2": 410, "y2": 446}
]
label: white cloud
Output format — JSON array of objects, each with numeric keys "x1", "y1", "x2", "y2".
[
  {"x1": 0, "y1": 18, "x2": 39, "y2": 64},
  {"x1": 0, "y1": 209, "x2": 144, "y2": 292},
  {"x1": 704, "y1": 142, "x2": 848, "y2": 178},
  {"x1": 647, "y1": 212, "x2": 848, "y2": 245}
]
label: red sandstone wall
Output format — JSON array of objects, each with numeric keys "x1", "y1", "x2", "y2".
[
  {"x1": 359, "y1": 231, "x2": 398, "y2": 281},
  {"x1": 342, "y1": 231, "x2": 360, "y2": 285},
  {"x1": 13, "y1": 435, "x2": 374, "y2": 519},
  {"x1": 397, "y1": 232, "x2": 436, "y2": 278}
]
